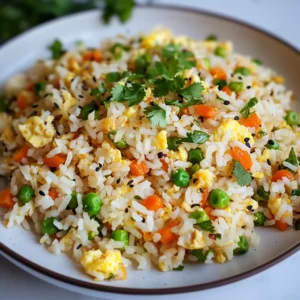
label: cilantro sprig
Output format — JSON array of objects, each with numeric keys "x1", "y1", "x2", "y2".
[
  {"x1": 191, "y1": 249, "x2": 212, "y2": 263},
  {"x1": 240, "y1": 97, "x2": 258, "y2": 118},
  {"x1": 144, "y1": 103, "x2": 167, "y2": 127},
  {"x1": 282, "y1": 147, "x2": 298, "y2": 173},
  {"x1": 233, "y1": 161, "x2": 252, "y2": 186}
]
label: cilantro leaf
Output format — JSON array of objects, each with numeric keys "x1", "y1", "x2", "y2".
[
  {"x1": 282, "y1": 147, "x2": 298, "y2": 173},
  {"x1": 135, "y1": 54, "x2": 151, "y2": 74},
  {"x1": 191, "y1": 249, "x2": 212, "y2": 263},
  {"x1": 144, "y1": 103, "x2": 167, "y2": 127},
  {"x1": 233, "y1": 161, "x2": 252, "y2": 186},
  {"x1": 173, "y1": 265, "x2": 184, "y2": 271},
  {"x1": 162, "y1": 44, "x2": 180, "y2": 59},
  {"x1": 105, "y1": 72, "x2": 129, "y2": 83},
  {"x1": 153, "y1": 78, "x2": 169, "y2": 97},
  {"x1": 177, "y1": 51, "x2": 196, "y2": 70},
  {"x1": 34, "y1": 82, "x2": 46, "y2": 95},
  {"x1": 165, "y1": 98, "x2": 202, "y2": 108},
  {"x1": 183, "y1": 131, "x2": 210, "y2": 144},
  {"x1": 147, "y1": 61, "x2": 171, "y2": 79},
  {"x1": 102, "y1": 0, "x2": 135, "y2": 24},
  {"x1": 240, "y1": 97, "x2": 258, "y2": 118},
  {"x1": 90, "y1": 83, "x2": 106, "y2": 96},
  {"x1": 167, "y1": 76, "x2": 185, "y2": 93},
  {"x1": 180, "y1": 82, "x2": 203, "y2": 101},
  {"x1": 111, "y1": 84, "x2": 125, "y2": 101},
  {"x1": 49, "y1": 39, "x2": 65, "y2": 59},
  {"x1": 199, "y1": 220, "x2": 214, "y2": 232},
  {"x1": 124, "y1": 83, "x2": 146, "y2": 106}
]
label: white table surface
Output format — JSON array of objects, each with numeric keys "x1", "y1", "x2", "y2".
[{"x1": 1, "y1": 0, "x2": 300, "y2": 299}]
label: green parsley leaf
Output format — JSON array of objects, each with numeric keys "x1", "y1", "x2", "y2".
[
  {"x1": 233, "y1": 236, "x2": 249, "y2": 255},
  {"x1": 199, "y1": 220, "x2": 214, "y2": 232},
  {"x1": 153, "y1": 78, "x2": 169, "y2": 97},
  {"x1": 162, "y1": 44, "x2": 180, "y2": 59},
  {"x1": 34, "y1": 82, "x2": 46, "y2": 95},
  {"x1": 180, "y1": 82, "x2": 203, "y2": 101},
  {"x1": 173, "y1": 265, "x2": 184, "y2": 271},
  {"x1": 191, "y1": 249, "x2": 212, "y2": 263},
  {"x1": 0, "y1": 95, "x2": 9, "y2": 112},
  {"x1": 49, "y1": 39, "x2": 65, "y2": 59},
  {"x1": 105, "y1": 71, "x2": 129, "y2": 83},
  {"x1": 102, "y1": 0, "x2": 135, "y2": 24},
  {"x1": 282, "y1": 147, "x2": 298, "y2": 173},
  {"x1": 144, "y1": 103, "x2": 167, "y2": 127},
  {"x1": 233, "y1": 161, "x2": 252, "y2": 186},
  {"x1": 111, "y1": 84, "x2": 125, "y2": 101},
  {"x1": 107, "y1": 273, "x2": 115, "y2": 280},
  {"x1": 291, "y1": 189, "x2": 300, "y2": 197},
  {"x1": 167, "y1": 137, "x2": 183, "y2": 151},
  {"x1": 90, "y1": 83, "x2": 107, "y2": 96},
  {"x1": 183, "y1": 131, "x2": 210, "y2": 144},
  {"x1": 167, "y1": 76, "x2": 185, "y2": 93},
  {"x1": 135, "y1": 54, "x2": 151, "y2": 74},
  {"x1": 240, "y1": 97, "x2": 258, "y2": 118},
  {"x1": 110, "y1": 43, "x2": 129, "y2": 60},
  {"x1": 147, "y1": 61, "x2": 171, "y2": 79},
  {"x1": 177, "y1": 51, "x2": 196, "y2": 70}
]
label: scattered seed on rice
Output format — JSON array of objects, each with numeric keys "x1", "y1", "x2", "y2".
[
  {"x1": 267, "y1": 159, "x2": 271, "y2": 166},
  {"x1": 234, "y1": 116, "x2": 239, "y2": 120},
  {"x1": 77, "y1": 244, "x2": 82, "y2": 250},
  {"x1": 39, "y1": 191, "x2": 45, "y2": 196},
  {"x1": 54, "y1": 102, "x2": 59, "y2": 108}
]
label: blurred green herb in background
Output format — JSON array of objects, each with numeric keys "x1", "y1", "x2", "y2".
[{"x1": 0, "y1": 0, "x2": 135, "y2": 42}]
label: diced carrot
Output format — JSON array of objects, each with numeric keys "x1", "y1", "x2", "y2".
[
  {"x1": 93, "y1": 50, "x2": 103, "y2": 62},
  {"x1": 158, "y1": 219, "x2": 180, "y2": 245},
  {"x1": 130, "y1": 160, "x2": 149, "y2": 176},
  {"x1": 142, "y1": 231, "x2": 153, "y2": 242},
  {"x1": 160, "y1": 159, "x2": 168, "y2": 172},
  {"x1": 230, "y1": 146, "x2": 252, "y2": 170},
  {"x1": 105, "y1": 223, "x2": 112, "y2": 231},
  {"x1": 0, "y1": 189, "x2": 15, "y2": 209},
  {"x1": 221, "y1": 86, "x2": 232, "y2": 95},
  {"x1": 44, "y1": 154, "x2": 67, "y2": 168},
  {"x1": 204, "y1": 206, "x2": 217, "y2": 221},
  {"x1": 49, "y1": 188, "x2": 59, "y2": 200},
  {"x1": 272, "y1": 169, "x2": 295, "y2": 182},
  {"x1": 194, "y1": 104, "x2": 217, "y2": 118},
  {"x1": 275, "y1": 220, "x2": 288, "y2": 231},
  {"x1": 143, "y1": 195, "x2": 164, "y2": 212},
  {"x1": 201, "y1": 189, "x2": 209, "y2": 208},
  {"x1": 239, "y1": 113, "x2": 261, "y2": 128},
  {"x1": 83, "y1": 50, "x2": 103, "y2": 62},
  {"x1": 13, "y1": 145, "x2": 29, "y2": 163},
  {"x1": 182, "y1": 108, "x2": 189, "y2": 115},
  {"x1": 210, "y1": 67, "x2": 227, "y2": 80},
  {"x1": 27, "y1": 83, "x2": 34, "y2": 92},
  {"x1": 17, "y1": 95, "x2": 27, "y2": 109}
]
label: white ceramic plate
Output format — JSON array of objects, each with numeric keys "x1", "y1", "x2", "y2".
[{"x1": 0, "y1": 5, "x2": 299, "y2": 299}]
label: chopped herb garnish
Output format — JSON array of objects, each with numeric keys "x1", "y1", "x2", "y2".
[
  {"x1": 162, "y1": 44, "x2": 180, "y2": 58},
  {"x1": 252, "y1": 58, "x2": 263, "y2": 65},
  {"x1": 216, "y1": 233, "x2": 222, "y2": 239},
  {"x1": 49, "y1": 39, "x2": 65, "y2": 59},
  {"x1": 191, "y1": 249, "x2": 212, "y2": 263},
  {"x1": 291, "y1": 189, "x2": 300, "y2": 197},
  {"x1": 240, "y1": 97, "x2": 258, "y2": 118},
  {"x1": 213, "y1": 79, "x2": 227, "y2": 90},
  {"x1": 81, "y1": 101, "x2": 99, "y2": 120},
  {"x1": 0, "y1": 95, "x2": 9, "y2": 112},
  {"x1": 135, "y1": 53, "x2": 151, "y2": 74},
  {"x1": 258, "y1": 131, "x2": 267, "y2": 137},
  {"x1": 180, "y1": 82, "x2": 203, "y2": 102},
  {"x1": 134, "y1": 195, "x2": 142, "y2": 200},
  {"x1": 173, "y1": 265, "x2": 184, "y2": 271},
  {"x1": 102, "y1": 0, "x2": 135, "y2": 24},
  {"x1": 205, "y1": 34, "x2": 217, "y2": 41},
  {"x1": 183, "y1": 131, "x2": 210, "y2": 144},
  {"x1": 144, "y1": 103, "x2": 167, "y2": 127},
  {"x1": 90, "y1": 83, "x2": 106, "y2": 96},
  {"x1": 105, "y1": 71, "x2": 129, "y2": 83},
  {"x1": 34, "y1": 82, "x2": 46, "y2": 95},
  {"x1": 282, "y1": 147, "x2": 298, "y2": 173},
  {"x1": 107, "y1": 273, "x2": 115, "y2": 280},
  {"x1": 233, "y1": 161, "x2": 252, "y2": 186},
  {"x1": 199, "y1": 220, "x2": 214, "y2": 232}
]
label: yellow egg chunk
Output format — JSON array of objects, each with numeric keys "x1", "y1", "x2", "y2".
[
  {"x1": 213, "y1": 119, "x2": 254, "y2": 144},
  {"x1": 18, "y1": 115, "x2": 55, "y2": 148},
  {"x1": 192, "y1": 169, "x2": 215, "y2": 189},
  {"x1": 155, "y1": 131, "x2": 167, "y2": 150},
  {"x1": 99, "y1": 116, "x2": 116, "y2": 131},
  {"x1": 268, "y1": 197, "x2": 282, "y2": 217},
  {"x1": 124, "y1": 106, "x2": 138, "y2": 118},
  {"x1": 141, "y1": 28, "x2": 172, "y2": 49},
  {"x1": 178, "y1": 228, "x2": 205, "y2": 250},
  {"x1": 80, "y1": 249, "x2": 124, "y2": 280}
]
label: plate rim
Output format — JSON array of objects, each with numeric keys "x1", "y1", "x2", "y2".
[{"x1": 0, "y1": 3, "x2": 299, "y2": 295}]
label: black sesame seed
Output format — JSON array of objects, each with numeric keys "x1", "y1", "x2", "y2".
[
  {"x1": 247, "y1": 205, "x2": 253, "y2": 211},
  {"x1": 56, "y1": 131, "x2": 61, "y2": 136},
  {"x1": 270, "y1": 90, "x2": 274, "y2": 96},
  {"x1": 247, "y1": 85, "x2": 251, "y2": 89},
  {"x1": 267, "y1": 159, "x2": 271, "y2": 166},
  {"x1": 76, "y1": 244, "x2": 82, "y2": 250},
  {"x1": 141, "y1": 217, "x2": 145, "y2": 223},
  {"x1": 61, "y1": 87, "x2": 66, "y2": 90},
  {"x1": 44, "y1": 93, "x2": 49, "y2": 98},
  {"x1": 191, "y1": 204, "x2": 200, "y2": 208},
  {"x1": 198, "y1": 72, "x2": 201, "y2": 77},
  {"x1": 32, "y1": 104, "x2": 38, "y2": 108},
  {"x1": 44, "y1": 121, "x2": 47, "y2": 125},
  {"x1": 224, "y1": 100, "x2": 230, "y2": 105},
  {"x1": 238, "y1": 76, "x2": 243, "y2": 80},
  {"x1": 78, "y1": 105, "x2": 83, "y2": 109},
  {"x1": 78, "y1": 95, "x2": 84, "y2": 98},
  {"x1": 157, "y1": 152, "x2": 164, "y2": 158},
  {"x1": 251, "y1": 133, "x2": 255, "y2": 137},
  {"x1": 71, "y1": 78, "x2": 75, "y2": 82},
  {"x1": 129, "y1": 184, "x2": 134, "y2": 188},
  {"x1": 93, "y1": 76, "x2": 96, "y2": 82},
  {"x1": 246, "y1": 142, "x2": 251, "y2": 148},
  {"x1": 82, "y1": 80, "x2": 88, "y2": 91},
  {"x1": 116, "y1": 178, "x2": 121, "y2": 184},
  {"x1": 73, "y1": 179, "x2": 76, "y2": 181},
  {"x1": 4, "y1": 146, "x2": 7, "y2": 152},
  {"x1": 127, "y1": 180, "x2": 134, "y2": 185},
  {"x1": 234, "y1": 116, "x2": 240, "y2": 120},
  {"x1": 268, "y1": 140, "x2": 275, "y2": 145},
  {"x1": 193, "y1": 178, "x2": 198, "y2": 183},
  {"x1": 54, "y1": 102, "x2": 59, "y2": 108},
  {"x1": 231, "y1": 73, "x2": 234, "y2": 77},
  {"x1": 125, "y1": 208, "x2": 129, "y2": 213},
  {"x1": 178, "y1": 94, "x2": 183, "y2": 99},
  {"x1": 244, "y1": 137, "x2": 250, "y2": 142},
  {"x1": 199, "y1": 188, "x2": 204, "y2": 193},
  {"x1": 98, "y1": 163, "x2": 103, "y2": 168},
  {"x1": 39, "y1": 191, "x2": 45, "y2": 196},
  {"x1": 95, "y1": 167, "x2": 100, "y2": 172},
  {"x1": 199, "y1": 116, "x2": 204, "y2": 122}
]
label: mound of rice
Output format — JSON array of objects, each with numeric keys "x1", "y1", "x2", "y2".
[{"x1": 1, "y1": 28, "x2": 300, "y2": 280}]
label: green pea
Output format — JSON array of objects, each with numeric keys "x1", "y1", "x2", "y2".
[
  {"x1": 82, "y1": 193, "x2": 102, "y2": 216},
  {"x1": 214, "y1": 46, "x2": 227, "y2": 58},
  {"x1": 285, "y1": 111, "x2": 299, "y2": 126},
  {"x1": 188, "y1": 149, "x2": 204, "y2": 164},
  {"x1": 171, "y1": 168, "x2": 190, "y2": 188},
  {"x1": 41, "y1": 217, "x2": 58, "y2": 235},
  {"x1": 265, "y1": 140, "x2": 280, "y2": 150},
  {"x1": 167, "y1": 137, "x2": 182, "y2": 151},
  {"x1": 68, "y1": 192, "x2": 78, "y2": 209},
  {"x1": 18, "y1": 185, "x2": 35, "y2": 203},
  {"x1": 88, "y1": 231, "x2": 96, "y2": 240},
  {"x1": 111, "y1": 229, "x2": 129, "y2": 249},
  {"x1": 295, "y1": 219, "x2": 300, "y2": 231},
  {"x1": 253, "y1": 186, "x2": 269, "y2": 202},
  {"x1": 202, "y1": 58, "x2": 211, "y2": 69},
  {"x1": 81, "y1": 101, "x2": 99, "y2": 120},
  {"x1": 191, "y1": 164, "x2": 200, "y2": 175},
  {"x1": 234, "y1": 67, "x2": 250, "y2": 76},
  {"x1": 233, "y1": 236, "x2": 249, "y2": 255},
  {"x1": 108, "y1": 130, "x2": 128, "y2": 149},
  {"x1": 189, "y1": 210, "x2": 210, "y2": 224},
  {"x1": 228, "y1": 82, "x2": 244, "y2": 92},
  {"x1": 209, "y1": 189, "x2": 230, "y2": 209},
  {"x1": 253, "y1": 212, "x2": 266, "y2": 226}
]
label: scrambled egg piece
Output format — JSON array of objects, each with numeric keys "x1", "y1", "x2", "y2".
[
  {"x1": 99, "y1": 117, "x2": 115, "y2": 131},
  {"x1": 272, "y1": 75, "x2": 285, "y2": 84},
  {"x1": 245, "y1": 198, "x2": 258, "y2": 210},
  {"x1": 19, "y1": 115, "x2": 55, "y2": 148},
  {"x1": 257, "y1": 149, "x2": 270, "y2": 163},
  {"x1": 102, "y1": 142, "x2": 122, "y2": 163},
  {"x1": 268, "y1": 197, "x2": 282, "y2": 217},
  {"x1": 0, "y1": 114, "x2": 14, "y2": 143},
  {"x1": 215, "y1": 253, "x2": 226, "y2": 264},
  {"x1": 253, "y1": 172, "x2": 264, "y2": 180},
  {"x1": 155, "y1": 131, "x2": 167, "y2": 150},
  {"x1": 192, "y1": 169, "x2": 215, "y2": 189},
  {"x1": 116, "y1": 184, "x2": 131, "y2": 197},
  {"x1": 124, "y1": 106, "x2": 138, "y2": 118},
  {"x1": 213, "y1": 119, "x2": 254, "y2": 144},
  {"x1": 80, "y1": 249, "x2": 124, "y2": 279},
  {"x1": 141, "y1": 28, "x2": 172, "y2": 49},
  {"x1": 62, "y1": 91, "x2": 77, "y2": 116},
  {"x1": 178, "y1": 145, "x2": 188, "y2": 161},
  {"x1": 178, "y1": 229, "x2": 205, "y2": 250}
]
